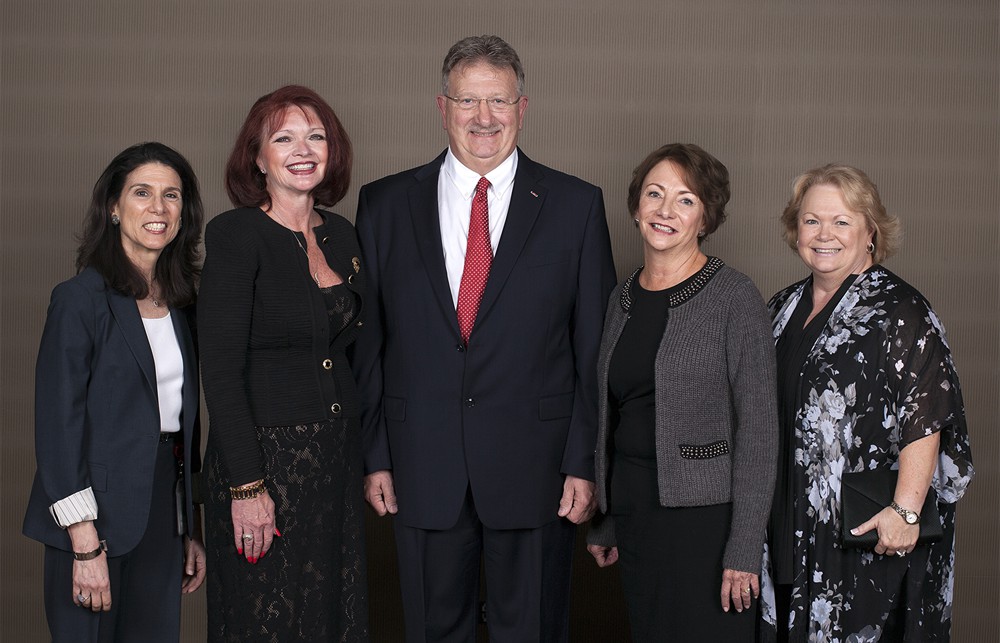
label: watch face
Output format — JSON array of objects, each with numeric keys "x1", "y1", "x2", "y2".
[{"x1": 905, "y1": 512, "x2": 919, "y2": 524}]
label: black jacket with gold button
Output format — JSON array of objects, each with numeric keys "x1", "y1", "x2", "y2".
[{"x1": 199, "y1": 207, "x2": 365, "y2": 486}]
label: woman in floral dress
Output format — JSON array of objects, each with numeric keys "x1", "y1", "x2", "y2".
[{"x1": 760, "y1": 164, "x2": 973, "y2": 642}]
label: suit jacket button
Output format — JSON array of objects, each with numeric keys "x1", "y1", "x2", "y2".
[
  {"x1": 465, "y1": 398, "x2": 475, "y2": 407},
  {"x1": 456, "y1": 344, "x2": 465, "y2": 352},
  {"x1": 322, "y1": 359, "x2": 333, "y2": 370},
  {"x1": 356, "y1": 320, "x2": 363, "y2": 327},
  {"x1": 348, "y1": 274, "x2": 355, "y2": 284},
  {"x1": 322, "y1": 236, "x2": 329, "y2": 244},
  {"x1": 331, "y1": 403, "x2": 342, "y2": 414}
]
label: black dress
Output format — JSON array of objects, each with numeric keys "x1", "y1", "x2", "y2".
[{"x1": 205, "y1": 283, "x2": 367, "y2": 642}]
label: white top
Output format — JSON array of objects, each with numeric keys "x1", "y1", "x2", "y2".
[
  {"x1": 49, "y1": 311, "x2": 185, "y2": 528},
  {"x1": 142, "y1": 313, "x2": 184, "y2": 432},
  {"x1": 437, "y1": 148, "x2": 518, "y2": 307}
]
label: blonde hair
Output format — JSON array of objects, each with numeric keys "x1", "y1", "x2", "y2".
[{"x1": 780, "y1": 164, "x2": 902, "y2": 263}]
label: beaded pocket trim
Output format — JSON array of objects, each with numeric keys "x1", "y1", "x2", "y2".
[{"x1": 679, "y1": 440, "x2": 729, "y2": 460}]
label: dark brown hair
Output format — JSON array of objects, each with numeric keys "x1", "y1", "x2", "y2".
[
  {"x1": 225, "y1": 85, "x2": 352, "y2": 209},
  {"x1": 76, "y1": 142, "x2": 203, "y2": 307},
  {"x1": 627, "y1": 143, "x2": 730, "y2": 243}
]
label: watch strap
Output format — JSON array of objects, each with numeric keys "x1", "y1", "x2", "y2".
[
  {"x1": 73, "y1": 539, "x2": 107, "y2": 561},
  {"x1": 890, "y1": 501, "x2": 920, "y2": 522}
]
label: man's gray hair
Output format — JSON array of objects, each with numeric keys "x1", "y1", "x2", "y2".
[{"x1": 441, "y1": 35, "x2": 525, "y2": 96}]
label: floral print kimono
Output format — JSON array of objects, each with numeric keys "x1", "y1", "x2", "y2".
[{"x1": 759, "y1": 266, "x2": 973, "y2": 642}]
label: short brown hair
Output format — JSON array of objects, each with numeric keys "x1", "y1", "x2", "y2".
[
  {"x1": 627, "y1": 143, "x2": 730, "y2": 243},
  {"x1": 225, "y1": 85, "x2": 352, "y2": 209},
  {"x1": 780, "y1": 164, "x2": 901, "y2": 263}
]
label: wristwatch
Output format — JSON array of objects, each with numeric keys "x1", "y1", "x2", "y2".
[{"x1": 890, "y1": 501, "x2": 920, "y2": 525}]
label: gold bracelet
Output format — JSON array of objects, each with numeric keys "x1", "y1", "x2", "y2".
[{"x1": 229, "y1": 479, "x2": 265, "y2": 500}]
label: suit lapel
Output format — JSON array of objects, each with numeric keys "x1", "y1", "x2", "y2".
[
  {"x1": 409, "y1": 154, "x2": 461, "y2": 336},
  {"x1": 106, "y1": 288, "x2": 157, "y2": 394},
  {"x1": 476, "y1": 152, "x2": 545, "y2": 321},
  {"x1": 170, "y1": 308, "x2": 198, "y2": 434}
]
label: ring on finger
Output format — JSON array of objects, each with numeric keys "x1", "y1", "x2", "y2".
[
  {"x1": 242, "y1": 533, "x2": 254, "y2": 541},
  {"x1": 76, "y1": 593, "x2": 87, "y2": 604},
  {"x1": 743, "y1": 587, "x2": 751, "y2": 594},
  {"x1": 897, "y1": 550, "x2": 907, "y2": 557}
]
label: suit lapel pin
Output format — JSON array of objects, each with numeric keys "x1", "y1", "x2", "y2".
[
  {"x1": 352, "y1": 257, "x2": 361, "y2": 273},
  {"x1": 530, "y1": 191, "x2": 539, "y2": 198}
]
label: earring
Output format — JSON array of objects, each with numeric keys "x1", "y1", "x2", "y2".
[
  {"x1": 111, "y1": 213, "x2": 120, "y2": 225},
  {"x1": 633, "y1": 218, "x2": 639, "y2": 228},
  {"x1": 698, "y1": 230, "x2": 706, "y2": 238},
  {"x1": 260, "y1": 167, "x2": 266, "y2": 175},
  {"x1": 866, "y1": 241, "x2": 874, "y2": 254}
]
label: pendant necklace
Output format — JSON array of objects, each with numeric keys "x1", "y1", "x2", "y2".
[{"x1": 270, "y1": 208, "x2": 321, "y2": 286}]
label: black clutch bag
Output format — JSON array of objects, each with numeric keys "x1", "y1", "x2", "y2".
[{"x1": 840, "y1": 468, "x2": 942, "y2": 549}]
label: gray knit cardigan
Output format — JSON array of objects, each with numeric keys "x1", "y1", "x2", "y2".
[{"x1": 586, "y1": 259, "x2": 778, "y2": 574}]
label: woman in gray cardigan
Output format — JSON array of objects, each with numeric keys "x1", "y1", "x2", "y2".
[{"x1": 586, "y1": 144, "x2": 778, "y2": 642}]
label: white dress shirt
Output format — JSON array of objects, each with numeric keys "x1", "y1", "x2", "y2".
[{"x1": 437, "y1": 148, "x2": 518, "y2": 307}]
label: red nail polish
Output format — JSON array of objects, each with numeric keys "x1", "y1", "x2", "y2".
[
  {"x1": 237, "y1": 547, "x2": 243, "y2": 555},
  {"x1": 274, "y1": 528, "x2": 282, "y2": 537}
]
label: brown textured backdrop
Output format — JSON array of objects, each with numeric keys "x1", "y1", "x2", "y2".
[{"x1": 1, "y1": 1, "x2": 996, "y2": 641}]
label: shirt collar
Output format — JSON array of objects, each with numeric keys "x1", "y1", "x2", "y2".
[{"x1": 442, "y1": 148, "x2": 519, "y2": 199}]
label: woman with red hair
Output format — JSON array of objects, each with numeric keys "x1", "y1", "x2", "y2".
[{"x1": 199, "y1": 85, "x2": 368, "y2": 641}]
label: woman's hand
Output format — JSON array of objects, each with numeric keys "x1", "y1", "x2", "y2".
[
  {"x1": 181, "y1": 537, "x2": 207, "y2": 593},
  {"x1": 850, "y1": 507, "x2": 920, "y2": 557},
  {"x1": 720, "y1": 568, "x2": 758, "y2": 613},
  {"x1": 231, "y1": 490, "x2": 277, "y2": 563},
  {"x1": 587, "y1": 544, "x2": 619, "y2": 568},
  {"x1": 67, "y1": 522, "x2": 111, "y2": 611}
]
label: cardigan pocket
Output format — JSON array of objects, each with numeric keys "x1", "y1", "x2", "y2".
[{"x1": 679, "y1": 440, "x2": 729, "y2": 460}]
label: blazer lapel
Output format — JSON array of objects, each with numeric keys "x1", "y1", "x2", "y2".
[
  {"x1": 476, "y1": 151, "x2": 545, "y2": 321},
  {"x1": 409, "y1": 154, "x2": 461, "y2": 336},
  {"x1": 106, "y1": 288, "x2": 157, "y2": 394},
  {"x1": 170, "y1": 308, "x2": 198, "y2": 434}
]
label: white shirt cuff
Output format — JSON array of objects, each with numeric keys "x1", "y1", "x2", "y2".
[{"x1": 49, "y1": 487, "x2": 99, "y2": 528}]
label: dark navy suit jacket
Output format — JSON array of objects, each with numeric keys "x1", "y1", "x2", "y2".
[
  {"x1": 23, "y1": 267, "x2": 201, "y2": 555},
  {"x1": 352, "y1": 150, "x2": 616, "y2": 530}
]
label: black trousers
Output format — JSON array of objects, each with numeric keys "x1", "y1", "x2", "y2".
[
  {"x1": 44, "y1": 439, "x2": 184, "y2": 643},
  {"x1": 393, "y1": 487, "x2": 576, "y2": 643}
]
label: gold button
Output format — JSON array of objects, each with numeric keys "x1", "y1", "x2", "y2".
[
  {"x1": 322, "y1": 359, "x2": 333, "y2": 370},
  {"x1": 331, "y1": 403, "x2": 342, "y2": 414}
]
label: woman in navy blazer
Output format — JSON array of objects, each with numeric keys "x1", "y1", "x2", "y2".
[{"x1": 23, "y1": 142, "x2": 207, "y2": 642}]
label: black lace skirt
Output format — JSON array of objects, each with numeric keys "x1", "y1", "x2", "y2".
[{"x1": 205, "y1": 419, "x2": 369, "y2": 642}]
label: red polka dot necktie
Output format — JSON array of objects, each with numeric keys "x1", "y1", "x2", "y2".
[{"x1": 456, "y1": 177, "x2": 492, "y2": 344}]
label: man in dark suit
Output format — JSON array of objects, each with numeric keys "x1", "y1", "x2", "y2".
[{"x1": 353, "y1": 35, "x2": 617, "y2": 642}]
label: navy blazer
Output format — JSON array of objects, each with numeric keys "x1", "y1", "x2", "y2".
[
  {"x1": 23, "y1": 267, "x2": 201, "y2": 555},
  {"x1": 353, "y1": 150, "x2": 617, "y2": 531}
]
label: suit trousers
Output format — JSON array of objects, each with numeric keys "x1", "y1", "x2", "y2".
[
  {"x1": 393, "y1": 487, "x2": 576, "y2": 643},
  {"x1": 43, "y1": 439, "x2": 184, "y2": 643}
]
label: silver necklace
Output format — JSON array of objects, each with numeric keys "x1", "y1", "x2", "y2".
[{"x1": 270, "y1": 208, "x2": 321, "y2": 286}]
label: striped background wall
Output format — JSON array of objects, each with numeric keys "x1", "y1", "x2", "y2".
[{"x1": 2, "y1": 1, "x2": 996, "y2": 640}]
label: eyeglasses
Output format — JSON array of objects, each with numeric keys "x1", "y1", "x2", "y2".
[{"x1": 443, "y1": 95, "x2": 522, "y2": 113}]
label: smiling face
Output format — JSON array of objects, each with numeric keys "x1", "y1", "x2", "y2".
[
  {"x1": 635, "y1": 160, "x2": 706, "y2": 259},
  {"x1": 436, "y1": 61, "x2": 527, "y2": 175},
  {"x1": 111, "y1": 162, "x2": 183, "y2": 269},
  {"x1": 796, "y1": 183, "x2": 874, "y2": 285},
  {"x1": 257, "y1": 105, "x2": 328, "y2": 200}
]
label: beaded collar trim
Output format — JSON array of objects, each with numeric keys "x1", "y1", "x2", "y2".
[{"x1": 619, "y1": 256, "x2": 724, "y2": 312}]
